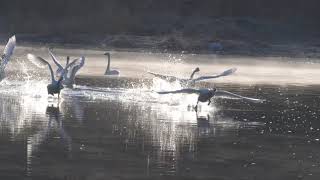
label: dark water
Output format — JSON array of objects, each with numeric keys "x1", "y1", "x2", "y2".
[{"x1": 0, "y1": 79, "x2": 320, "y2": 180}]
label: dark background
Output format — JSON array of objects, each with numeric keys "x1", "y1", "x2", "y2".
[
  {"x1": 0, "y1": 0, "x2": 319, "y2": 35},
  {"x1": 1, "y1": 0, "x2": 319, "y2": 56}
]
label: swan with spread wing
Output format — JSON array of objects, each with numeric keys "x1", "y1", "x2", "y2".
[
  {"x1": 0, "y1": 35, "x2": 16, "y2": 80},
  {"x1": 148, "y1": 67, "x2": 236, "y2": 86},
  {"x1": 158, "y1": 88, "x2": 265, "y2": 112},
  {"x1": 64, "y1": 56, "x2": 85, "y2": 88},
  {"x1": 48, "y1": 49, "x2": 85, "y2": 88},
  {"x1": 27, "y1": 53, "x2": 82, "y2": 98}
]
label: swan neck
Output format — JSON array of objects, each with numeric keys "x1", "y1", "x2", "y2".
[
  {"x1": 66, "y1": 56, "x2": 70, "y2": 66},
  {"x1": 106, "y1": 54, "x2": 110, "y2": 71},
  {"x1": 190, "y1": 69, "x2": 197, "y2": 79}
]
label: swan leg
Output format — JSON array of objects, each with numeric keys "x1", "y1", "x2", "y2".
[{"x1": 208, "y1": 99, "x2": 211, "y2": 105}]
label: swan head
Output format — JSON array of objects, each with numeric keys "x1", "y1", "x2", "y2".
[
  {"x1": 194, "y1": 67, "x2": 200, "y2": 72},
  {"x1": 104, "y1": 52, "x2": 110, "y2": 57}
]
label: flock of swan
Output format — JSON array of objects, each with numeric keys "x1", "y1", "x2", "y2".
[{"x1": 0, "y1": 35, "x2": 264, "y2": 112}]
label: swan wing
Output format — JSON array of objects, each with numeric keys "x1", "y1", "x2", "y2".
[
  {"x1": 1, "y1": 35, "x2": 16, "y2": 69},
  {"x1": 48, "y1": 49, "x2": 64, "y2": 74},
  {"x1": 66, "y1": 56, "x2": 85, "y2": 70},
  {"x1": 147, "y1": 71, "x2": 182, "y2": 82},
  {"x1": 194, "y1": 68, "x2": 237, "y2": 81},
  {"x1": 157, "y1": 88, "x2": 200, "y2": 94},
  {"x1": 215, "y1": 90, "x2": 265, "y2": 103},
  {"x1": 66, "y1": 57, "x2": 85, "y2": 78},
  {"x1": 27, "y1": 54, "x2": 56, "y2": 83}
]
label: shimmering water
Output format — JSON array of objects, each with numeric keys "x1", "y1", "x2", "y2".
[{"x1": 0, "y1": 77, "x2": 320, "y2": 180}]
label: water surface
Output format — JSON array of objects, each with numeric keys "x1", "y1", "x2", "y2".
[{"x1": 0, "y1": 78, "x2": 320, "y2": 180}]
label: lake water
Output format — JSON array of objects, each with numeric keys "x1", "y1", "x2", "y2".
[{"x1": 0, "y1": 75, "x2": 320, "y2": 180}]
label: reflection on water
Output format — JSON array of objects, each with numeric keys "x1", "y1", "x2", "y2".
[
  {"x1": 0, "y1": 81, "x2": 320, "y2": 179},
  {"x1": 26, "y1": 105, "x2": 72, "y2": 175}
]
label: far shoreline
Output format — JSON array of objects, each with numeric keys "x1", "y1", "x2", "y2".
[{"x1": 1, "y1": 33, "x2": 320, "y2": 59}]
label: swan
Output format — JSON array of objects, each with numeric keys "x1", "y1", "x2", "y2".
[
  {"x1": 48, "y1": 48, "x2": 65, "y2": 77},
  {"x1": 157, "y1": 88, "x2": 264, "y2": 112},
  {"x1": 0, "y1": 35, "x2": 16, "y2": 81},
  {"x1": 48, "y1": 49, "x2": 85, "y2": 88},
  {"x1": 104, "y1": 52, "x2": 120, "y2": 75},
  {"x1": 64, "y1": 56, "x2": 85, "y2": 88},
  {"x1": 148, "y1": 67, "x2": 236, "y2": 86},
  {"x1": 27, "y1": 54, "x2": 81, "y2": 99},
  {"x1": 148, "y1": 67, "x2": 200, "y2": 83}
]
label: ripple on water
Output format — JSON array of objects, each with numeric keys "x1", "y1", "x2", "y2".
[{"x1": 1, "y1": 78, "x2": 320, "y2": 179}]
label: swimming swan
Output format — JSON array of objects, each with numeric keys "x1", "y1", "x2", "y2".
[
  {"x1": 158, "y1": 88, "x2": 264, "y2": 112},
  {"x1": 104, "y1": 52, "x2": 120, "y2": 75},
  {"x1": 0, "y1": 35, "x2": 16, "y2": 81}
]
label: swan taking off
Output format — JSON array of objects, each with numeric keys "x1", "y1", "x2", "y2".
[
  {"x1": 48, "y1": 49, "x2": 85, "y2": 88},
  {"x1": 104, "y1": 52, "x2": 120, "y2": 75},
  {"x1": 0, "y1": 35, "x2": 16, "y2": 81},
  {"x1": 27, "y1": 54, "x2": 82, "y2": 99},
  {"x1": 148, "y1": 67, "x2": 236, "y2": 86},
  {"x1": 158, "y1": 88, "x2": 264, "y2": 112},
  {"x1": 64, "y1": 56, "x2": 85, "y2": 88}
]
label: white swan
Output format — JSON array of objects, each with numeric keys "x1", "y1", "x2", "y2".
[
  {"x1": 104, "y1": 52, "x2": 120, "y2": 75},
  {"x1": 64, "y1": 56, "x2": 85, "y2": 88},
  {"x1": 148, "y1": 67, "x2": 200, "y2": 83},
  {"x1": 48, "y1": 49, "x2": 85, "y2": 88},
  {"x1": 158, "y1": 88, "x2": 264, "y2": 112},
  {"x1": 27, "y1": 54, "x2": 81, "y2": 99},
  {"x1": 0, "y1": 35, "x2": 16, "y2": 81},
  {"x1": 148, "y1": 67, "x2": 236, "y2": 86}
]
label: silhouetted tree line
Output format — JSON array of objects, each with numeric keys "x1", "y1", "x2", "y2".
[{"x1": 0, "y1": 0, "x2": 319, "y2": 34}]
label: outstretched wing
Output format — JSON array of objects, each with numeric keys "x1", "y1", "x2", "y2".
[
  {"x1": 157, "y1": 88, "x2": 200, "y2": 94},
  {"x1": 48, "y1": 49, "x2": 64, "y2": 75},
  {"x1": 194, "y1": 68, "x2": 237, "y2": 82},
  {"x1": 66, "y1": 56, "x2": 85, "y2": 70},
  {"x1": 65, "y1": 56, "x2": 85, "y2": 78},
  {"x1": 66, "y1": 56, "x2": 85, "y2": 78},
  {"x1": 147, "y1": 71, "x2": 182, "y2": 82},
  {"x1": 27, "y1": 54, "x2": 56, "y2": 83},
  {"x1": 215, "y1": 90, "x2": 265, "y2": 103},
  {"x1": 1, "y1": 35, "x2": 16, "y2": 69}
]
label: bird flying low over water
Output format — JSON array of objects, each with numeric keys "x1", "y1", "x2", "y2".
[
  {"x1": 48, "y1": 49, "x2": 85, "y2": 88},
  {"x1": 148, "y1": 67, "x2": 237, "y2": 86},
  {"x1": 0, "y1": 35, "x2": 16, "y2": 81},
  {"x1": 27, "y1": 54, "x2": 83, "y2": 99},
  {"x1": 157, "y1": 88, "x2": 264, "y2": 112},
  {"x1": 104, "y1": 52, "x2": 120, "y2": 76}
]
